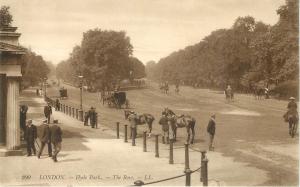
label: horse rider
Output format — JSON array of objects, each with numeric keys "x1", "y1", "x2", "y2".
[{"x1": 285, "y1": 97, "x2": 298, "y2": 134}]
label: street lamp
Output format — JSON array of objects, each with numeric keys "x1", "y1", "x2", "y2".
[
  {"x1": 43, "y1": 77, "x2": 47, "y2": 100},
  {"x1": 78, "y1": 75, "x2": 84, "y2": 121}
]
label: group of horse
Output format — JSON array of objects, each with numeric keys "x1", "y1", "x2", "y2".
[
  {"x1": 124, "y1": 108, "x2": 196, "y2": 144},
  {"x1": 159, "y1": 82, "x2": 180, "y2": 95}
]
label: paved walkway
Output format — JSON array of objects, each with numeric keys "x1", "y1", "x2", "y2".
[{"x1": 0, "y1": 88, "x2": 272, "y2": 186}]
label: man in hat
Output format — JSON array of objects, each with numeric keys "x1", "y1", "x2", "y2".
[
  {"x1": 44, "y1": 102, "x2": 52, "y2": 124},
  {"x1": 128, "y1": 111, "x2": 138, "y2": 139},
  {"x1": 25, "y1": 119, "x2": 37, "y2": 156},
  {"x1": 37, "y1": 120, "x2": 52, "y2": 158},
  {"x1": 49, "y1": 120, "x2": 62, "y2": 162},
  {"x1": 207, "y1": 114, "x2": 216, "y2": 151},
  {"x1": 55, "y1": 98, "x2": 60, "y2": 111},
  {"x1": 20, "y1": 104, "x2": 28, "y2": 140},
  {"x1": 89, "y1": 107, "x2": 97, "y2": 128},
  {"x1": 286, "y1": 97, "x2": 298, "y2": 133}
]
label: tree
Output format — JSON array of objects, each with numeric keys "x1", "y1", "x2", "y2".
[{"x1": 0, "y1": 6, "x2": 13, "y2": 27}]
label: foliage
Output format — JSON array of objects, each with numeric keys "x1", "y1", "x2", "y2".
[
  {"x1": 0, "y1": 6, "x2": 13, "y2": 27},
  {"x1": 56, "y1": 28, "x2": 146, "y2": 89},
  {"x1": 271, "y1": 80, "x2": 299, "y2": 99},
  {"x1": 147, "y1": 0, "x2": 298, "y2": 93},
  {"x1": 21, "y1": 49, "x2": 50, "y2": 87}
]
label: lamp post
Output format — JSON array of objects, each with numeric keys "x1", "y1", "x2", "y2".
[
  {"x1": 43, "y1": 77, "x2": 47, "y2": 100},
  {"x1": 78, "y1": 75, "x2": 84, "y2": 121}
]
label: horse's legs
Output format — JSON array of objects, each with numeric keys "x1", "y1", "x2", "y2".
[
  {"x1": 190, "y1": 124, "x2": 195, "y2": 144},
  {"x1": 148, "y1": 122, "x2": 153, "y2": 137}
]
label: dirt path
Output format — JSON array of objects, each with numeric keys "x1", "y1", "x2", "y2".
[{"x1": 47, "y1": 82, "x2": 298, "y2": 185}]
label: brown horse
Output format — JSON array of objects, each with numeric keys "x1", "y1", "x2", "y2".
[
  {"x1": 162, "y1": 108, "x2": 196, "y2": 144},
  {"x1": 124, "y1": 110, "x2": 155, "y2": 136}
]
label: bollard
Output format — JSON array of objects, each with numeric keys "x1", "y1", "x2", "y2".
[
  {"x1": 200, "y1": 150, "x2": 207, "y2": 182},
  {"x1": 69, "y1": 106, "x2": 72, "y2": 116},
  {"x1": 66, "y1": 105, "x2": 68, "y2": 114},
  {"x1": 62, "y1": 104, "x2": 65, "y2": 113},
  {"x1": 143, "y1": 131, "x2": 147, "y2": 152},
  {"x1": 202, "y1": 158, "x2": 208, "y2": 186},
  {"x1": 60, "y1": 103, "x2": 63, "y2": 112},
  {"x1": 132, "y1": 127, "x2": 136, "y2": 146},
  {"x1": 169, "y1": 139, "x2": 174, "y2": 164},
  {"x1": 184, "y1": 143, "x2": 191, "y2": 186},
  {"x1": 95, "y1": 113, "x2": 98, "y2": 129},
  {"x1": 155, "y1": 134, "x2": 159, "y2": 157},
  {"x1": 72, "y1": 108, "x2": 75, "y2": 118},
  {"x1": 162, "y1": 136, "x2": 165, "y2": 144},
  {"x1": 116, "y1": 122, "x2": 120, "y2": 139},
  {"x1": 76, "y1": 109, "x2": 78, "y2": 119},
  {"x1": 78, "y1": 109, "x2": 83, "y2": 122},
  {"x1": 124, "y1": 125, "x2": 128, "y2": 142}
]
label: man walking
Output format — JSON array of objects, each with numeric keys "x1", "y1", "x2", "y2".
[
  {"x1": 44, "y1": 102, "x2": 52, "y2": 124},
  {"x1": 128, "y1": 111, "x2": 138, "y2": 139},
  {"x1": 207, "y1": 114, "x2": 216, "y2": 151},
  {"x1": 25, "y1": 119, "x2": 37, "y2": 156},
  {"x1": 50, "y1": 120, "x2": 62, "y2": 162},
  {"x1": 55, "y1": 98, "x2": 60, "y2": 111},
  {"x1": 37, "y1": 120, "x2": 52, "y2": 158},
  {"x1": 89, "y1": 107, "x2": 97, "y2": 128}
]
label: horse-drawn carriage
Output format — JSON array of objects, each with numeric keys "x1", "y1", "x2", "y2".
[
  {"x1": 105, "y1": 91, "x2": 129, "y2": 109},
  {"x1": 59, "y1": 88, "x2": 68, "y2": 99}
]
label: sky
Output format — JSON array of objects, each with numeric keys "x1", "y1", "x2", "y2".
[{"x1": 0, "y1": 0, "x2": 285, "y2": 65}]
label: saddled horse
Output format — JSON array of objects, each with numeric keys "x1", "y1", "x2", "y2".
[
  {"x1": 162, "y1": 108, "x2": 196, "y2": 144},
  {"x1": 284, "y1": 112, "x2": 299, "y2": 138},
  {"x1": 124, "y1": 110, "x2": 155, "y2": 136}
]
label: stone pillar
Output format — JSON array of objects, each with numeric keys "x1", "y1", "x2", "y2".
[
  {"x1": 0, "y1": 74, "x2": 6, "y2": 145},
  {"x1": 6, "y1": 78, "x2": 20, "y2": 150}
]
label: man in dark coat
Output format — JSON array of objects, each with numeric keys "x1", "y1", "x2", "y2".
[
  {"x1": 44, "y1": 103, "x2": 52, "y2": 124},
  {"x1": 55, "y1": 99, "x2": 60, "y2": 111},
  {"x1": 89, "y1": 107, "x2": 97, "y2": 128},
  {"x1": 207, "y1": 114, "x2": 216, "y2": 151},
  {"x1": 25, "y1": 119, "x2": 37, "y2": 156},
  {"x1": 49, "y1": 121, "x2": 62, "y2": 162},
  {"x1": 20, "y1": 104, "x2": 28, "y2": 140},
  {"x1": 37, "y1": 120, "x2": 52, "y2": 158}
]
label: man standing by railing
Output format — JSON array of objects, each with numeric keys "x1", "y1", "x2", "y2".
[{"x1": 207, "y1": 114, "x2": 216, "y2": 151}]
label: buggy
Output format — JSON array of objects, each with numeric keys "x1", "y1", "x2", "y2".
[
  {"x1": 59, "y1": 88, "x2": 68, "y2": 99},
  {"x1": 106, "y1": 91, "x2": 129, "y2": 109}
]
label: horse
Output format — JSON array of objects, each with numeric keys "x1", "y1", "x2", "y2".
[
  {"x1": 253, "y1": 87, "x2": 264, "y2": 100},
  {"x1": 124, "y1": 110, "x2": 155, "y2": 136},
  {"x1": 284, "y1": 112, "x2": 299, "y2": 138},
  {"x1": 162, "y1": 108, "x2": 196, "y2": 144},
  {"x1": 225, "y1": 88, "x2": 234, "y2": 101}
]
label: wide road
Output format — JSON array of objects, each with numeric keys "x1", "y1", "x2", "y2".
[{"x1": 47, "y1": 81, "x2": 298, "y2": 186}]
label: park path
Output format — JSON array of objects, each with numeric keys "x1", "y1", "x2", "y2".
[{"x1": 0, "y1": 87, "x2": 275, "y2": 186}]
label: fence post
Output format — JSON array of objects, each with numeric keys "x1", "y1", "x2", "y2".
[
  {"x1": 124, "y1": 124, "x2": 128, "y2": 142},
  {"x1": 116, "y1": 122, "x2": 120, "y2": 139},
  {"x1": 66, "y1": 105, "x2": 68, "y2": 114},
  {"x1": 95, "y1": 113, "x2": 98, "y2": 129},
  {"x1": 200, "y1": 150, "x2": 207, "y2": 182},
  {"x1": 132, "y1": 127, "x2": 136, "y2": 146},
  {"x1": 155, "y1": 134, "x2": 159, "y2": 157},
  {"x1": 184, "y1": 143, "x2": 191, "y2": 186},
  {"x1": 76, "y1": 109, "x2": 78, "y2": 119},
  {"x1": 162, "y1": 136, "x2": 165, "y2": 144},
  {"x1": 60, "y1": 103, "x2": 62, "y2": 112},
  {"x1": 69, "y1": 106, "x2": 72, "y2": 116},
  {"x1": 143, "y1": 131, "x2": 147, "y2": 152},
  {"x1": 72, "y1": 108, "x2": 75, "y2": 118},
  {"x1": 202, "y1": 158, "x2": 208, "y2": 186},
  {"x1": 169, "y1": 139, "x2": 174, "y2": 164},
  {"x1": 78, "y1": 110, "x2": 83, "y2": 122}
]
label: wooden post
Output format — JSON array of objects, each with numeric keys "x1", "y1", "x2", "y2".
[
  {"x1": 116, "y1": 122, "x2": 120, "y2": 139},
  {"x1": 200, "y1": 150, "x2": 207, "y2": 182},
  {"x1": 143, "y1": 131, "x2": 147, "y2": 152},
  {"x1": 124, "y1": 124, "x2": 128, "y2": 142},
  {"x1": 69, "y1": 106, "x2": 72, "y2": 116},
  {"x1": 66, "y1": 105, "x2": 68, "y2": 114},
  {"x1": 72, "y1": 107, "x2": 75, "y2": 118},
  {"x1": 184, "y1": 143, "x2": 191, "y2": 186},
  {"x1": 155, "y1": 134, "x2": 159, "y2": 157},
  {"x1": 202, "y1": 158, "x2": 208, "y2": 186},
  {"x1": 76, "y1": 109, "x2": 78, "y2": 119},
  {"x1": 132, "y1": 127, "x2": 136, "y2": 146},
  {"x1": 95, "y1": 113, "x2": 98, "y2": 129},
  {"x1": 169, "y1": 139, "x2": 174, "y2": 164},
  {"x1": 60, "y1": 103, "x2": 63, "y2": 112},
  {"x1": 162, "y1": 136, "x2": 165, "y2": 144}
]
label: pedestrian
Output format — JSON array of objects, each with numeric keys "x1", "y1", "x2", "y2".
[
  {"x1": 25, "y1": 119, "x2": 37, "y2": 156},
  {"x1": 20, "y1": 104, "x2": 28, "y2": 140},
  {"x1": 55, "y1": 98, "x2": 60, "y2": 111},
  {"x1": 207, "y1": 114, "x2": 216, "y2": 151},
  {"x1": 37, "y1": 120, "x2": 52, "y2": 159},
  {"x1": 89, "y1": 107, "x2": 97, "y2": 128},
  {"x1": 44, "y1": 102, "x2": 52, "y2": 124},
  {"x1": 128, "y1": 111, "x2": 138, "y2": 139},
  {"x1": 49, "y1": 120, "x2": 62, "y2": 162}
]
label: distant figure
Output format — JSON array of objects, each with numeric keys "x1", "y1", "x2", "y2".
[
  {"x1": 128, "y1": 111, "x2": 138, "y2": 139},
  {"x1": 38, "y1": 120, "x2": 52, "y2": 159},
  {"x1": 84, "y1": 112, "x2": 89, "y2": 126},
  {"x1": 89, "y1": 107, "x2": 97, "y2": 128},
  {"x1": 25, "y1": 119, "x2": 37, "y2": 156},
  {"x1": 55, "y1": 99, "x2": 60, "y2": 111},
  {"x1": 207, "y1": 114, "x2": 216, "y2": 151},
  {"x1": 264, "y1": 87, "x2": 269, "y2": 99},
  {"x1": 20, "y1": 104, "x2": 28, "y2": 140},
  {"x1": 50, "y1": 120, "x2": 62, "y2": 162},
  {"x1": 44, "y1": 103, "x2": 52, "y2": 124}
]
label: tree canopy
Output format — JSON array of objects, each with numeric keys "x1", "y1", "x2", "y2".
[
  {"x1": 0, "y1": 6, "x2": 13, "y2": 27},
  {"x1": 147, "y1": 0, "x2": 298, "y2": 94}
]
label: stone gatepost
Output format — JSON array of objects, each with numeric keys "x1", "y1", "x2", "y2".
[{"x1": 0, "y1": 25, "x2": 26, "y2": 156}]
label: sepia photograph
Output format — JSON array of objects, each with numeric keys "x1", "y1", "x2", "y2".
[{"x1": 0, "y1": 0, "x2": 298, "y2": 186}]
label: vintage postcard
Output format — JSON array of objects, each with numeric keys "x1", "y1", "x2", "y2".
[{"x1": 0, "y1": 0, "x2": 298, "y2": 186}]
